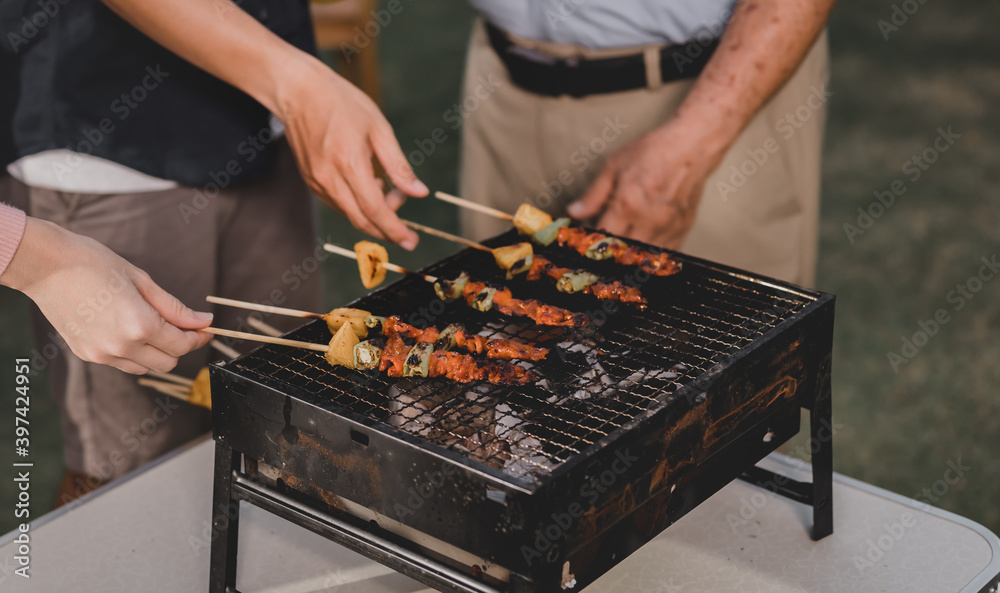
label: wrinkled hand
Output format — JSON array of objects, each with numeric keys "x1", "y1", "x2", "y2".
[
  {"x1": 1, "y1": 219, "x2": 213, "y2": 374},
  {"x1": 276, "y1": 58, "x2": 428, "y2": 250},
  {"x1": 568, "y1": 117, "x2": 730, "y2": 250}
]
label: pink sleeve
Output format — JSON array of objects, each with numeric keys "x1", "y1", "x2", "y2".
[{"x1": 0, "y1": 203, "x2": 28, "y2": 278}]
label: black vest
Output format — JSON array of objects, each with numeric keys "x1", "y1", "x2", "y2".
[{"x1": 1, "y1": 0, "x2": 315, "y2": 187}]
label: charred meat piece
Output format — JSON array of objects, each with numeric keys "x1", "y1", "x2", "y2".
[
  {"x1": 381, "y1": 316, "x2": 549, "y2": 361},
  {"x1": 527, "y1": 256, "x2": 647, "y2": 309},
  {"x1": 556, "y1": 227, "x2": 682, "y2": 277},
  {"x1": 376, "y1": 337, "x2": 534, "y2": 385},
  {"x1": 460, "y1": 280, "x2": 589, "y2": 328},
  {"x1": 433, "y1": 272, "x2": 587, "y2": 327}
]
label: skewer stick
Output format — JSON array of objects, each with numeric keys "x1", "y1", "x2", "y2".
[
  {"x1": 198, "y1": 327, "x2": 329, "y2": 353},
  {"x1": 433, "y1": 191, "x2": 513, "y2": 221},
  {"x1": 208, "y1": 295, "x2": 336, "y2": 330},
  {"x1": 322, "y1": 243, "x2": 438, "y2": 283},
  {"x1": 206, "y1": 296, "x2": 323, "y2": 320},
  {"x1": 138, "y1": 378, "x2": 192, "y2": 402},
  {"x1": 401, "y1": 219, "x2": 493, "y2": 253},
  {"x1": 247, "y1": 316, "x2": 283, "y2": 338},
  {"x1": 210, "y1": 339, "x2": 242, "y2": 360},
  {"x1": 145, "y1": 369, "x2": 194, "y2": 387}
]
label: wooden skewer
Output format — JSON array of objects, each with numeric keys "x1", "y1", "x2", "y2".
[
  {"x1": 206, "y1": 296, "x2": 323, "y2": 320},
  {"x1": 209, "y1": 296, "x2": 332, "y2": 326},
  {"x1": 146, "y1": 369, "x2": 194, "y2": 387},
  {"x1": 401, "y1": 219, "x2": 493, "y2": 253},
  {"x1": 322, "y1": 243, "x2": 438, "y2": 283},
  {"x1": 197, "y1": 327, "x2": 329, "y2": 353},
  {"x1": 210, "y1": 295, "x2": 334, "y2": 328},
  {"x1": 138, "y1": 378, "x2": 192, "y2": 402},
  {"x1": 210, "y1": 339, "x2": 242, "y2": 360},
  {"x1": 208, "y1": 296, "x2": 368, "y2": 339},
  {"x1": 433, "y1": 191, "x2": 513, "y2": 221},
  {"x1": 247, "y1": 316, "x2": 283, "y2": 338}
]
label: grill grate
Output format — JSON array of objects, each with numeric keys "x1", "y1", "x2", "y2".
[{"x1": 229, "y1": 234, "x2": 814, "y2": 485}]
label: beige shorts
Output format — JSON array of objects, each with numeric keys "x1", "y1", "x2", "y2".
[
  {"x1": 459, "y1": 20, "x2": 829, "y2": 286},
  {"x1": 20, "y1": 140, "x2": 323, "y2": 480}
]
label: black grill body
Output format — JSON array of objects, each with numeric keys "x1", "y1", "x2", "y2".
[{"x1": 209, "y1": 230, "x2": 835, "y2": 593}]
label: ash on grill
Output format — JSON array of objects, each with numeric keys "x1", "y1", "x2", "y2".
[{"x1": 383, "y1": 318, "x2": 694, "y2": 481}]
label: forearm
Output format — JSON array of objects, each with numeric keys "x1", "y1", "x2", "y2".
[
  {"x1": 101, "y1": 0, "x2": 427, "y2": 247},
  {"x1": 674, "y1": 0, "x2": 836, "y2": 146},
  {"x1": 0, "y1": 217, "x2": 58, "y2": 294},
  {"x1": 99, "y1": 0, "x2": 317, "y2": 120}
]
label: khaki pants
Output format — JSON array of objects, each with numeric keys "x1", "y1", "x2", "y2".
[
  {"x1": 20, "y1": 140, "x2": 322, "y2": 480},
  {"x1": 460, "y1": 21, "x2": 829, "y2": 286}
]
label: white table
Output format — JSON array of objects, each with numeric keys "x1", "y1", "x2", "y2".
[{"x1": 2, "y1": 437, "x2": 998, "y2": 593}]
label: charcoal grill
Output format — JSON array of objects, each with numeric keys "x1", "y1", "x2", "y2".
[{"x1": 208, "y1": 229, "x2": 835, "y2": 593}]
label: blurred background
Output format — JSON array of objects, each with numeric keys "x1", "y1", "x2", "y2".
[{"x1": 1, "y1": 0, "x2": 998, "y2": 536}]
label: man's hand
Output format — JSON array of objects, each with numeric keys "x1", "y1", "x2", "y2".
[
  {"x1": 99, "y1": 0, "x2": 428, "y2": 249},
  {"x1": 568, "y1": 0, "x2": 836, "y2": 249},
  {"x1": 568, "y1": 117, "x2": 729, "y2": 249},
  {"x1": 1, "y1": 218, "x2": 213, "y2": 374},
  {"x1": 275, "y1": 59, "x2": 427, "y2": 249}
]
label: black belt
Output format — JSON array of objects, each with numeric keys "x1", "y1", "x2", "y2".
[{"x1": 485, "y1": 21, "x2": 719, "y2": 98}]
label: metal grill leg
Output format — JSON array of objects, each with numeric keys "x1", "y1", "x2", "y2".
[
  {"x1": 739, "y1": 353, "x2": 835, "y2": 541},
  {"x1": 809, "y1": 358, "x2": 834, "y2": 540},
  {"x1": 210, "y1": 442, "x2": 241, "y2": 593}
]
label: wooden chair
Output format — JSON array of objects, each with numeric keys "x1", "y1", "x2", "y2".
[{"x1": 311, "y1": 0, "x2": 383, "y2": 105}]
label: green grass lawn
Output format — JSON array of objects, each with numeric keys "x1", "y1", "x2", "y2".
[{"x1": 1, "y1": 0, "x2": 998, "y2": 537}]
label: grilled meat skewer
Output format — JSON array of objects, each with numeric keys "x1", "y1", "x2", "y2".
[
  {"x1": 369, "y1": 334, "x2": 535, "y2": 385},
  {"x1": 433, "y1": 193, "x2": 683, "y2": 277},
  {"x1": 378, "y1": 316, "x2": 549, "y2": 361},
  {"x1": 555, "y1": 227, "x2": 682, "y2": 277},
  {"x1": 526, "y1": 256, "x2": 647, "y2": 309},
  {"x1": 323, "y1": 243, "x2": 589, "y2": 328}
]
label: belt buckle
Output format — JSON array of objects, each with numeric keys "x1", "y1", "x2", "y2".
[
  {"x1": 506, "y1": 45, "x2": 583, "y2": 97},
  {"x1": 556, "y1": 55, "x2": 584, "y2": 98}
]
